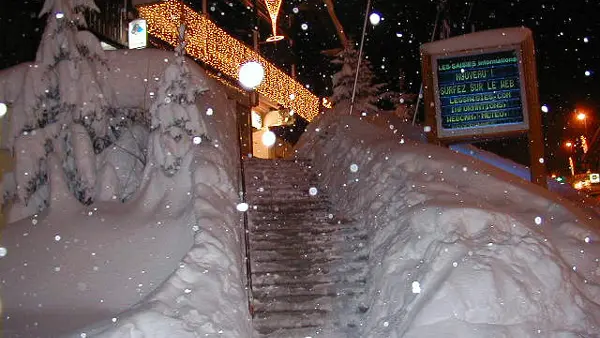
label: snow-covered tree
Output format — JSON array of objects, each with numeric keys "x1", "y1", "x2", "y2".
[
  {"x1": 330, "y1": 44, "x2": 383, "y2": 115},
  {"x1": 150, "y1": 24, "x2": 209, "y2": 176},
  {"x1": 10, "y1": 0, "x2": 117, "y2": 211},
  {"x1": 379, "y1": 70, "x2": 417, "y2": 122}
]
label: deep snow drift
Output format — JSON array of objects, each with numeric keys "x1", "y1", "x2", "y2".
[
  {"x1": 0, "y1": 49, "x2": 252, "y2": 337},
  {"x1": 296, "y1": 114, "x2": 600, "y2": 337}
]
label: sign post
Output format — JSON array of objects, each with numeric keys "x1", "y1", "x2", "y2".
[{"x1": 421, "y1": 27, "x2": 547, "y2": 188}]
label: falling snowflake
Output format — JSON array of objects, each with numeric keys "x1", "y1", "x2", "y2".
[
  {"x1": 350, "y1": 163, "x2": 359, "y2": 173},
  {"x1": 411, "y1": 281, "x2": 421, "y2": 294},
  {"x1": 0, "y1": 247, "x2": 7, "y2": 258},
  {"x1": 54, "y1": 235, "x2": 61, "y2": 241},
  {"x1": 534, "y1": 216, "x2": 543, "y2": 225},
  {"x1": 309, "y1": 187, "x2": 318, "y2": 196},
  {"x1": 236, "y1": 203, "x2": 249, "y2": 212}
]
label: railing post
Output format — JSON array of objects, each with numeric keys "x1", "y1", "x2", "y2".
[{"x1": 236, "y1": 102, "x2": 254, "y2": 317}]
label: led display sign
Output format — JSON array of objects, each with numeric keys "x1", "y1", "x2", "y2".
[
  {"x1": 435, "y1": 50, "x2": 525, "y2": 130},
  {"x1": 432, "y1": 48, "x2": 528, "y2": 138}
]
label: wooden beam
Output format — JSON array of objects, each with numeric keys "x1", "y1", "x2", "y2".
[{"x1": 322, "y1": 0, "x2": 349, "y2": 48}]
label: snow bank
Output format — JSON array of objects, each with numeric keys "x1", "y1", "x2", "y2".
[
  {"x1": 296, "y1": 115, "x2": 600, "y2": 337},
  {"x1": 0, "y1": 52, "x2": 252, "y2": 337}
]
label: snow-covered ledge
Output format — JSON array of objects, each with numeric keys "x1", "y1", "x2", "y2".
[{"x1": 295, "y1": 115, "x2": 600, "y2": 337}]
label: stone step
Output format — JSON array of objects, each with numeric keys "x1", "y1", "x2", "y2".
[
  {"x1": 252, "y1": 291, "x2": 365, "y2": 314},
  {"x1": 253, "y1": 310, "x2": 327, "y2": 335},
  {"x1": 249, "y1": 234, "x2": 369, "y2": 251},
  {"x1": 251, "y1": 241, "x2": 367, "y2": 255},
  {"x1": 253, "y1": 282, "x2": 366, "y2": 300},
  {"x1": 256, "y1": 324, "x2": 345, "y2": 338},
  {"x1": 249, "y1": 222, "x2": 360, "y2": 233},
  {"x1": 253, "y1": 268, "x2": 368, "y2": 286},
  {"x1": 251, "y1": 247, "x2": 369, "y2": 263},
  {"x1": 249, "y1": 213, "x2": 336, "y2": 221},
  {"x1": 249, "y1": 230, "x2": 368, "y2": 243},
  {"x1": 246, "y1": 193, "x2": 330, "y2": 201},
  {"x1": 251, "y1": 260, "x2": 368, "y2": 274},
  {"x1": 251, "y1": 255, "x2": 341, "y2": 271},
  {"x1": 253, "y1": 295, "x2": 337, "y2": 313},
  {"x1": 249, "y1": 200, "x2": 331, "y2": 208}
]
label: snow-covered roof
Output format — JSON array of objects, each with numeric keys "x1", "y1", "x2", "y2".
[
  {"x1": 138, "y1": 0, "x2": 321, "y2": 122},
  {"x1": 421, "y1": 26, "x2": 532, "y2": 55}
]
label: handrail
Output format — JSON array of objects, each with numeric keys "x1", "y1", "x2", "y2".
[{"x1": 235, "y1": 104, "x2": 254, "y2": 317}]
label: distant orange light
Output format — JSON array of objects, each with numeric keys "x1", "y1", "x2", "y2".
[
  {"x1": 577, "y1": 112, "x2": 587, "y2": 121},
  {"x1": 565, "y1": 141, "x2": 573, "y2": 148}
]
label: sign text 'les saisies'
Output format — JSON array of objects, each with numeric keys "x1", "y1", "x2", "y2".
[{"x1": 436, "y1": 50, "x2": 524, "y2": 130}]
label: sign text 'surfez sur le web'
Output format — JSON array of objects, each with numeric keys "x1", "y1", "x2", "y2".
[{"x1": 421, "y1": 27, "x2": 538, "y2": 140}]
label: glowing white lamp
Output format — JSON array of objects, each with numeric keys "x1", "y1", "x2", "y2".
[
  {"x1": 261, "y1": 130, "x2": 276, "y2": 147},
  {"x1": 0, "y1": 103, "x2": 7, "y2": 118},
  {"x1": 238, "y1": 61, "x2": 265, "y2": 90},
  {"x1": 369, "y1": 12, "x2": 381, "y2": 25}
]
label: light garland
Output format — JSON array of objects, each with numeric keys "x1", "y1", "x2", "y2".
[
  {"x1": 138, "y1": 0, "x2": 319, "y2": 122},
  {"x1": 264, "y1": 0, "x2": 284, "y2": 42}
]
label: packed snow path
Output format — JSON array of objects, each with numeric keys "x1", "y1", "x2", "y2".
[{"x1": 245, "y1": 158, "x2": 369, "y2": 337}]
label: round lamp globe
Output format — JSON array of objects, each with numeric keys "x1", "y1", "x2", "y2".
[
  {"x1": 261, "y1": 130, "x2": 277, "y2": 147},
  {"x1": 238, "y1": 61, "x2": 265, "y2": 90},
  {"x1": 0, "y1": 103, "x2": 7, "y2": 118}
]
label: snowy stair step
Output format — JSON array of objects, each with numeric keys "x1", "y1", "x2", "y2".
[
  {"x1": 253, "y1": 294, "x2": 361, "y2": 313},
  {"x1": 252, "y1": 254, "x2": 368, "y2": 266},
  {"x1": 253, "y1": 272, "x2": 367, "y2": 287},
  {"x1": 250, "y1": 232, "x2": 368, "y2": 243},
  {"x1": 257, "y1": 326, "x2": 345, "y2": 338},
  {"x1": 249, "y1": 225, "x2": 361, "y2": 235},
  {"x1": 253, "y1": 312, "x2": 327, "y2": 335},
  {"x1": 251, "y1": 260, "x2": 368, "y2": 274},
  {"x1": 253, "y1": 281, "x2": 366, "y2": 298}
]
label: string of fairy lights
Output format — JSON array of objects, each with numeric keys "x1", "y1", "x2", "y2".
[{"x1": 138, "y1": 0, "x2": 319, "y2": 122}]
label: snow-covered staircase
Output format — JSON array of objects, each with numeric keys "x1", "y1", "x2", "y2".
[{"x1": 244, "y1": 158, "x2": 369, "y2": 337}]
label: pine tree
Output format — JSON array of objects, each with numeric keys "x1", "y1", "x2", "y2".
[
  {"x1": 11, "y1": 0, "x2": 116, "y2": 210},
  {"x1": 379, "y1": 69, "x2": 417, "y2": 122},
  {"x1": 150, "y1": 24, "x2": 209, "y2": 176},
  {"x1": 330, "y1": 44, "x2": 383, "y2": 115}
]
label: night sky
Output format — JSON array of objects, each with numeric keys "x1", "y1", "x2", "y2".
[{"x1": 1, "y1": 0, "x2": 599, "y2": 174}]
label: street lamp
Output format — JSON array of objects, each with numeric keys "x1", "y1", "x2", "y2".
[
  {"x1": 564, "y1": 140, "x2": 575, "y2": 176},
  {"x1": 575, "y1": 111, "x2": 588, "y2": 135}
]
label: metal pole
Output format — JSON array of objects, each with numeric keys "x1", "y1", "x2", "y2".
[
  {"x1": 236, "y1": 104, "x2": 254, "y2": 317},
  {"x1": 412, "y1": 1, "x2": 445, "y2": 125},
  {"x1": 349, "y1": 0, "x2": 372, "y2": 116}
]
